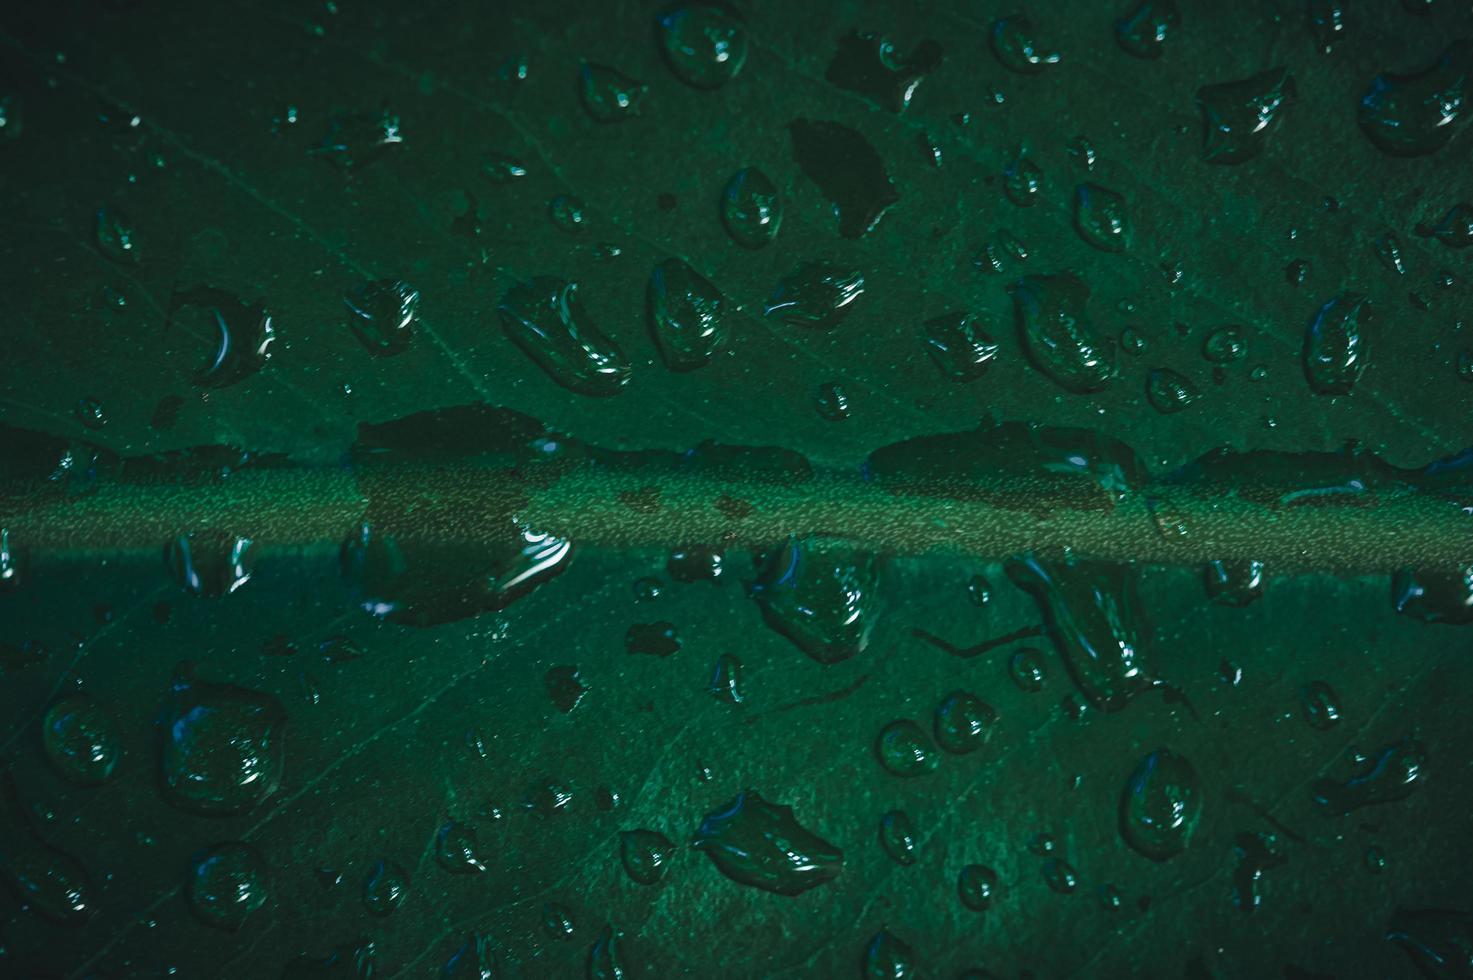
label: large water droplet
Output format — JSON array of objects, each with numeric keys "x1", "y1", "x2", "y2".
[
  {"x1": 656, "y1": 2, "x2": 749, "y2": 89},
  {"x1": 579, "y1": 63, "x2": 647, "y2": 122},
  {"x1": 1195, "y1": 68, "x2": 1295, "y2": 164},
  {"x1": 1312, "y1": 738, "x2": 1427, "y2": 814},
  {"x1": 1119, "y1": 749, "x2": 1201, "y2": 861},
  {"x1": 344, "y1": 279, "x2": 418, "y2": 356},
  {"x1": 498, "y1": 278, "x2": 632, "y2": 396},
  {"x1": 159, "y1": 665, "x2": 286, "y2": 815},
  {"x1": 1358, "y1": 41, "x2": 1472, "y2": 156},
  {"x1": 692, "y1": 790, "x2": 842, "y2": 895},
  {"x1": 862, "y1": 929, "x2": 915, "y2": 979},
  {"x1": 589, "y1": 926, "x2": 625, "y2": 980},
  {"x1": 788, "y1": 119, "x2": 899, "y2": 239},
  {"x1": 748, "y1": 537, "x2": 882, "y2": 664},
  {"x1": 958, "y1": 864, "x2": 999, "y2": 911},
  {"x1": 187, "y1": 842, "x2": 269, "y2": 931},
  {"x1": 720, "y1": 166, "x2": 782, "y2": 248},
  {"x1": 1303, "y1": 293, "x2": 1370, "y2": 395},
  {"x1": 879, "y1": 809, "x2": 917, "y2": 866},
  {"x1": 1115, "y1": 1, "x2": 1178, "y2": 59},
  {"x1": 989, "y1": 15, "x2": 1059, "y2": 73},
  {"x1": 1007, "y1": 556, "x2": 1151, "y2": 711},
  {"x1": 41, "y1": 695, "x2": 120, "y2": 785},
  {"x1": 1392, "y1": 565, "x2": 1473, "y2": 623},
  {"x1": 1009, "y1": 273, "x2": 1116, "y2": 393},
  {"x1": 1145, "y1": 368, "x2": 1200, "y2": 414},
  {"x1": 648, "y1": 258, "x2": 728, "y2": 371},
  {"x1": 876, "y1": 720, "x2": 939, "y2": 777},
  {"x1": 824, "y1": 31, "x2": 942, "y2": 111},
  {"x1": 170, "y1": 286, "x2": 276, "y2": 389},
  {"x1": 922, "y1": 312, "x2": 1000, "y2": 382}
]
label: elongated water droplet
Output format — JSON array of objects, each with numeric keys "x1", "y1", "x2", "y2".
[
  {"x1": 589, "y1": 926, "x2": 624, "y2": 980},
  {"x1": 498, "y1": 278, "x2": 631, "y2": 396},
  {"x1": 862, "y1": 929, "x2": 915, "y2": 979},
  {"x1": 764, "y1": 264, "x2": 865, "y2": 328},
  {"x1": 720, "y1": 166, "x2": 781, "y2": 248},
  {"x1": 1415, "y1": 202, "x2": 1473, "y2": 249},
  {"x1": 989, "y1": 15, "x2": 1059, "y2": 73},
  {"x1": 788, "y1": 119, "x2": 899, "y2": 239},
  {"x1": 824, "y1": 31, "x2": 942, "y2": 111},
  {"x1": 171, "y1": 287, "x2": 276, "y2": 389},
  {"x1": 1303, "y1": 293, "x2": 1370, "y2": 395},
  {"x1": 164, "y1": 530, "x2": 254, "y2": 597},
  {"x1": 362, "y1": 858, "x2": 407, "y2": 916},
  {"x1": 314, "y1": 108, "x2": 402, "y2": 170},
  {"x1": 1312, "y1": 738, "x2": 1426, "y2": 814},
  {"x1": 1010, "y1": 273, "x2": 1116, "y2": 393},
  {"x1": 1074, "y1": 184, "x2": 1130, "y2": 252},
  {"x1": 648, "y1": 258, "x2": 727, "y2": 371},
  {"x1": 879, "y1": 809, "x2": 917, "y2": 866},
  {"x1": 692, "y1": 790, "x2": 842, "y2": 895},
  {"x1": 1204, "y1": 559, "x2": 1265, "y2": 606},
  {"x1": 435, "y1": 820, "x2": 485, "y2": 873}
]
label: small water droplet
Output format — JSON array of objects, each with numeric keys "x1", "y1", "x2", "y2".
[
  {"x1": 548, "y1": 194, "x2": 587, "y2": 233},
  {"x1": 923, "y1": 312, "x2": 999, "y2": 382},
  {"x1": 824, "y1": 30, "x2": 941, "y2": 111},
  {"x1": 933, "y1": 691, "x2": 996, "y2": 754},
  {"x1": 989, "y1": 15, "x2": 1059, "y2": 73},
  {"x1": 1300, "y1": 681, "x2": 1342, "y2": 730},
  {"x1": 1010, "y1": 273, "x2": 1115, "y2": 393},
  {"x1": 186, "y1": 842, "x2": 268, "y2": 931},
  {"x1": 164, "y1": 530, "x2": 254, "y2": 597},
  {"x1": 1115, "y1": 0, "x2": 1178, "y2": 58},
  {"x1": 1145, "y1": 368, "x2": 1200, "y2": 414},
  {"x1": 94, "y1": 205, "x2": 138, "y2": 263},
  {"x1": 1415, "y1": 202, "x2": 1473, "y2": 249},
  {"x1": 1043, "y1": 857, "x2": 1079, "y2": 894},
  {"x1": 720, "y1": 166, "x2": 782, "y2": 247},
  {"x1": 862, "y1": 929, "x2": 915, "y2": 979},
  {"x1": 656, "y1": 2, "x2": 749, "y2": 89},
  {"x1": 879, "y1": 810, "x2": 917, "y2": 866},
  {"x1": 1003, "y1": 152, "x2": 1042, "y2": 206},
  {"x1": 620, "y1": 829, "x2": 675, "y2": 885},
  {"x1": 41, "y1": 696, "x2": 119, "y2": 785},
  {"x1": 1073, "y1": 184, "x2": 1130, "y2": 252},
  {"x1": 876, "y1": 720, "x2": 939, "y2": 777},
  {"x1": 1120, "y1": 749, "x2": 1201, "y2": 861},
  {"x1": 435, "y1": 820, "x2": 486, "y2": 873},
  {"x1": 1009, "y1": 647, "x2": 1047, "y2": 692},
  {"x1": 815, "y1": 381, "x2": 851, "y2": 420},
  {"x1": 1312, "y1": 738, "x2": 1426, "y2": 815},
  {"x1": 1203, "y1": 325, "x2": 1247, "y2": 363},
  {"x1": 1204, "y1": 559, "x2": 1265, "y2": 606},
  {"x1": 362, "y1": 858, "x2": 407, "y2": 916},
  {"x1": 958, "y1": 864, "x2": 998, "y2": 911},
  {"x1": 579, "y1": 63, "x2": 646, "y2": 122},
  {"x1": 709, "y1": 653, "x2": 742, "y2": 703},
  {"x1": 159, "y1": 666, "x2": 286, "y2": 815}
]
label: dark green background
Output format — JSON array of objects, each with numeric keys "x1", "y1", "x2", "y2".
[{"x1": 1, "y1": 0, "x2": 1471, "y2": 976}]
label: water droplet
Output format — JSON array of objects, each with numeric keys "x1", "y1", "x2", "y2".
[
  {"x1": 41, "y1": 695, "x2": 119, "y2": 785},
  {"x1": 967, "y1": 574, "x2": 993, "y2": 607},
  {"x1": 1203, "y1": 325, "x2": 1247, "y2": 363},
  {"x1": 648, "y1": 258, "x2": 728, "y2": 371},
  {"x1": 1004, "y1": 152, "x2": 1042, "y2": 206},
  {"x1": 709, "y1": 653, "x2": 742, "y2": 703},
  {"x1": 626, "y1": 621, "x2": 681, "y2": 657},
  {"x1": 824, "y1": 31, "x2": 942, "y2": 111},
  {"x1": 1364, "y1": 845, "x2": 1386, "y2": 873},
  {"x1": 1204, "y1": 559, "x2": 1265, "y2": 606},
  {"x1": 1145, "y1": 368, "x2": 1200, "y2": 414},
  {"x1": 0, "y1": 817, "x2": 93, "y2": 926},
  {"x1": 1359, "y1": 41, "x2": 1472, "y2": 156},
  {"x1": 1115, "y1": 1, "x2": 1178, "y2": 59},
  {"x1": 1043, "y1": 857, "x2": 1079, "y2": 894},
  {"x1": 922, "y1": 312, "x2": 1000, "y2": 382},
  {"x1": 620, "y1": 829, "x2": 675, "y2": 885},
  {"x1": 170, "y1": 287, "x2": 276, "y2": 389},
  {"x1": 1007, "y1": 556, "x2": 1151, "y2": 712},
  {"x1": 498, "y1": 278, "x2": 632, "y2": 396},
  {"x1": 94, "y1": 205, "x2": 138, "y2": 263},
  {"x1": 1119, "y1": 749, "x2": 1201, "y2": 861},
  {"x1": 483, "y1": 154, "x2": 527, "y2": 182},
  {"x1": 1307, "y1": 0, "x2": 1347, "y2": 52},
  {"x1": 788, "y1": 119, "x2": 899, "y2": 239},
  {"x1": 816, "y1": 381, "x2": 851, "y2": 420},
  {"x1": 879, "y1": 810, "x2": 917, "y2": 866},
  {"x1": 1098, "y1": 882, "x2": 1124, "y2": 910},
  {"x1": 362, "y1": 858, "x2": 407, "y2": 916},
  {"x1": 159, "y1": 666, "x2": 286, "y2": 815},
  {"x1": 1067, "y1": 135, "x2": 1097, "y2": 172},
  {"x1": 1232, "y1": 831, "x2": 1287, "y2": 911},
  {"x1": 548, "y1": 194, "x2": 587, "y2": 233},
  {"x1": 579, "y1": 63, "x2": 646, "y2": 122},
  {"x1": 1300, "y1": 681, "x2": 1342, "y2": 730},
  {"x1": 989, "y1": 15, "x2": 1059, "y2": 73},
  {"x1": 933, "y1": 691, "x2": 996, "y2": 754},
  {"x1": 1010, "y1": 273, "x2": 1116, "y2": 393},
  {"x1": 343, "y1": 279, "x2": 417, "y2": 356},
  {"x1": 748, "y1": 537, "x2": 882, "y2": 664},
  {"x1": 1009, "y1": 647, "x2": 1047, "y2": 692},
  {"x1": 862, "y1": 929, "x2": 914, "y2": 979},
  {"x1": 313, "y1": 108, "x2": 403, "y2": 170},
  {"x1": 545, "y1": 665, "x2": 589, "y2": 712},
  {"x1": 588, "y1": 925, "x2": 624, "y2": 980},
  {"x1": 1303, "y1": 293, "x2": 1370, "y2": 395},
  {"x1": 656, "y1": 2, "x2": 749, "y2": 89},
  {"x1": 1373, "y1": 232, "x2": 1406, "y2": 276},
  {"x1": 669, "y1": 546, "x2": 724, "y2": 582},
  {"x1": 958, "y1": 864, "x2": 998, "y2": 911},
  {"x1": 1286, "y1": 257, "x2": 1311, "y2": 286},
  {"x1": 720, "y1": 166, "x2": 782, "y2": 248},
  {"x1": 1312, "y1": 738, "x2": 1426, "y2": 815},
  {"x1": 435, "y1": 820, "x2": 485, "y2": 873},
  {"x1": 692, "y1": 790, "x2": 842, "y2": 895},
  {"x1": 1073, "y1": 184, "x2": 1129, "y2": 252},
  {"x1": 1392, "y1": 565, "x2": 1473, "y2": 623},
  {"x1": 1415, "y1": 202, "x2": 1473, "y2": 249},
  {"x1": 72, "y1": 396, "x2": 105, "y2": 430},
  {"x1": 543, "y1": 902, "x2": 575, "y2": 939},
  {"x1": 187, "y1": 842, "x2": 268, "y2": 931},
  {"x1": 1196, "y1": 68, "x2": 1295, "y2": 164},
  {"x1": 876, "y1": 720, "x2": 939, "y2": 777},
  {"x1": 164, "y1": 530, "x2": 254, "y2": 597}
]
